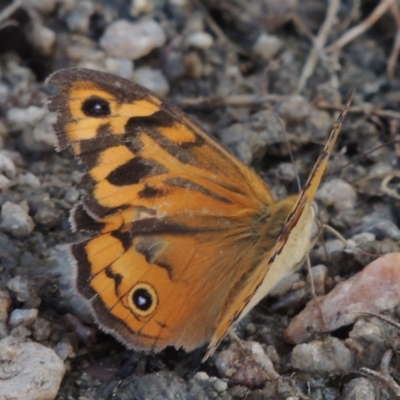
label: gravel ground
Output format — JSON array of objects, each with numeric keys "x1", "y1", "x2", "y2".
[{"x1": 1, "y1": 0, "x2": 400, "y2": 399}]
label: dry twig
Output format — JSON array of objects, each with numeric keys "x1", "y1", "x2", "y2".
[
  {"x1": 327, "y1": 0, "x2": 394, "y2": 52},
  {"x1": 316, "y1": 100, "x2": 400, "y2": 120},
  {"x1": 177, "y1": 93, "x2": 286, "y2": 109},
  {"x1": 296, "y1": 0, "x2": 341, "y2": 94},
  {"x1": 360, "y1": 350, "x2": 400, "y2": 397}
]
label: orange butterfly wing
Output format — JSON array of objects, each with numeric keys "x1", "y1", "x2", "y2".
[{"x1": 48, "y1": 68, "x2": 281, "y2": 352}]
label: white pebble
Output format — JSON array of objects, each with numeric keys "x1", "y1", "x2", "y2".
[
  {"x1": 194, "y1": 371, "x2": 209, "y2": 381},
  {"x1": 316, "y1": 178, "x2": 357, "y2": 211},
  {"x1": 100, "y1": 19, "x2": 166, "y2": 60},
  {"x1": 104, "y1": 58, "x2": 134, "y2": 79},
  {"x1": 0, "y1": 337, "x2": 65, "y2": 400},
  {"x1": 7, "y1": 106, "x2": 46, "y2": 131},
  {"x1": 134, "y1": 67, "x2": 169, "y2": 96},
  {"x1": 185, "y1": 31, "x2": 213, "y2": 49},
  {"x1": 1, "y1": 201, "x2": 34, "y2": 238},
  {"x1": 213, "y1": 379, "x2": 228, "y2": 392},
  {"x1": 9, "y1": 309, "x2": 38, "y2": 328},
  {"x1": 291, "y1": 337, "x2": 353, "y2": 374},
  {"x1": 17, "y1": 172, "x2": 41, "y2": 188},
  {"x1": 252, "y1": 33, "x2": 282, "y2": 60}
]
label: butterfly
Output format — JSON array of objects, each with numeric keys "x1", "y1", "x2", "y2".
[{"x1": 47, "y1": 68, "x2": 350, "y2": 361}]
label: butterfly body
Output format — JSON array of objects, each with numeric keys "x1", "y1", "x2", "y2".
[
  {"x1": 48, "y1": 68, "x2": 349, "y2": 359},
  {"x1": 237, "y1": 197, "x2": 314, "y2": 320}
]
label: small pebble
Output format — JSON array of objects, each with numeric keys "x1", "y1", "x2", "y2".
[
  {"x1": 194, "y1": 371, "x2": 209, "y2": 381},
  {"x1": 104, "y1": 58, "x2": 134, "y2": 79},
  {"x1": 32, "y1": 317, "x2": 51, "y2": 341},
  {"x1": 185, "y1": 31, "x2": 214, "y2": 49},
  {"x1": 164, "y1": 51, "x2": 185, "y2": 81},
  {"x1": 130, "y1": 0, "x2": 155, "y2": 16},
  {"x1": 348, "y1": 232, "x2": 376, "y2": 246},
  {"x1": 66, "y1": 0, "x2": 95, "y2": 34},
  {"x1": 64, "y1": 187, "x2": 80, "y2": 203},
  {"x1": 369, "y1": 161, "x2": 392, "y2": 176},
  {"x1": 213, "y1": 379, "x2": 228, "y2": 392},
  {"x1": 312, "y1": 239, "x2": 346, "y2": 262},
  {"x1": 285, "y1": 253, "x2": 400, "y2": 344},
  {"x1": 269, "y1": 272, "x2": 301, "y2": 297},
  {"x1": 356, "y1": 217, "x2": 400, "y2": 241},
  {"x1": 0, "y1": 336, "x2": 18, "y2": 362},
  {"x1": 349, "y1": 319, "x2": 384, "y2": 344},
  {"x1": 17, "y1": 172, "x2": 41, "y2": 188},
  {"x1": 220, "y1": 109, "x2": 284, "y2": 164},
  {"x1": 7, "y1": 275, "x2": 31, "y2": 302},
  {"x1": 316, "y1": 178, "x2": 357, "y2": 210},
  {"x1": 7, "y1": 106, "x2": 47, "y2": 132},
  {"x1": 273, "y1": 162, "x2": 297, "y2": 182},
  {"x1": 31, "y1": 24, "x2": 56, "y2": 55},
  {"x1": 0, "y1": 150, "x2": 25, "y2": 167},
  {"x1": 252, "y1": 33, "x2": 282, "y2": 60},
  {"x1": 9, "y1": 309, "x2": 38, "y2": 328},
  {"x1": 0, "y1": 337, "x2": 65, "y2": 400},
  {"x1": 0, "y1": 153, "x2": 17, "y2": 179},
  {"x1": 10, "y1": 325, "x2": 31, "y2": 342},
  {"x1": 54, "y1": 340, "x2": 75, "y2": 361},
  {"x1": 216, "y1": 341, "x2": 279, "y2": 388},
  {"x1": 277, "y1": 96, "x2": 311, "y2": 124},
  {"x1": 183, "y1": 51, "x2": 204, "y2": 79},
  {"x1": 291, "y1": 337, "x2": 353, "y2": 374},
  {"x1": 0, "y1": 174, "x2": 12, "y2": 190},
  {"x1": 100, "y1": 19, "x2": 166, "y2": 60},
  {"x1": 27, "y1": 112, "x2": 58, "y2": 151},
  {"x1": 341, "y1": 378, "x2": 376, "y2": 400},
  {"x1": 0, "y1": 201, "x2": 34, "y2": 238},
  {"x1": 245, "y1": 322, "x2": 256, "y2": 335},
  {"x1": 134, "y1": 67, "x2": 169, "y2": 96},
  {"x1": 34, "y1": 204, "x2": 61, "y2": 228}
]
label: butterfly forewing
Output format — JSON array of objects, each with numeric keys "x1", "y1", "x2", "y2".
[{"x1": 48, "y1": 68, "x2": 279, "y2": 352}]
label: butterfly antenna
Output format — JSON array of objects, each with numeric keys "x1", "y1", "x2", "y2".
[{"x1": 275, "y1": 114, "x2": 302, "y2": 192}]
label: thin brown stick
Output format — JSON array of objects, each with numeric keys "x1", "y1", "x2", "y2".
[
  {"x1": 177, "y1": 93, "x2": 286, "y2": 109},
  {"x1": 316, "y1": 101, "x2": 400, "y2": 120},
  {"x1": 296, "y1": 0, "x2": 341, "y2": 93},
  {"x1": 360, "y1": 350, "x2": 400, "y2": 397},
  {"x1": 327, "y1": 0, "x2": 394, "y2": 52}
]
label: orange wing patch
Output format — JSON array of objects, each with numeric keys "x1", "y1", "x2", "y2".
[{"x1": 48, "y1": 68, "x2": 278, "y2": 353}]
